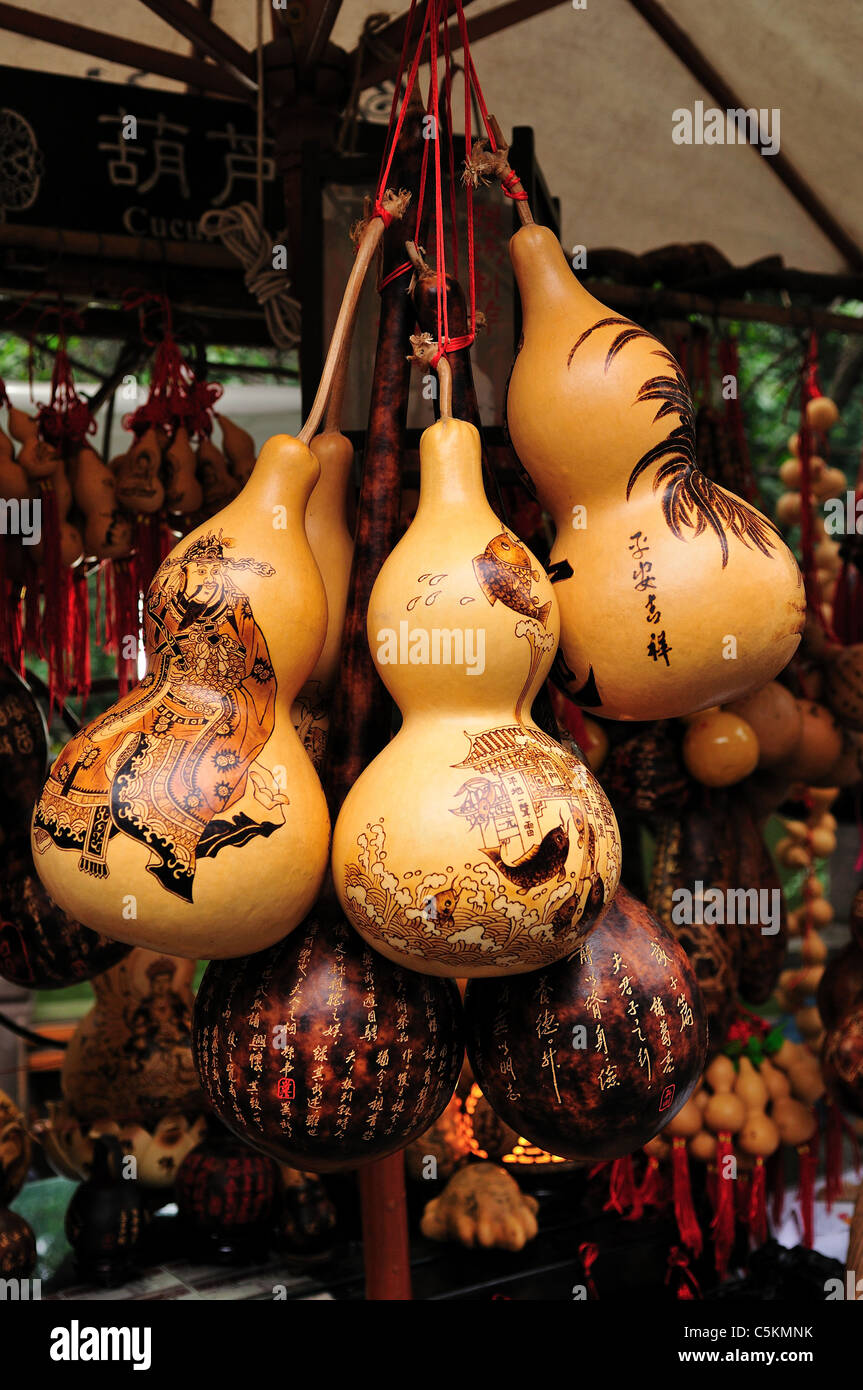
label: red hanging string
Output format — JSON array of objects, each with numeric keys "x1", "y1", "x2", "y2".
[
  {"x1": 711, "y1": 1132, "x2": 736, "y2": 1279},
  {"x1": 603, "y1": 1153, "x2": 636, "y2": 1215},
  {"x1": 670, "y1": 1136, "x2": 702, "y2": 1258},
  {"x1": 665, "y1": 1245, "x2": 702, "y2": 1300},
  {"x1": 577, "y1": 1241, "x2": 600, "y2": 1299},
  {"x1": 797, "y1": 1141, "x2": 817, "y2": 1248},
  {"x1": 768, "y1": 1148, "x2": 786, "y2": 1226},
  {"x1": 824, "y1": 1100, "x2": 845, "y2": 1211},
  {"x1": 747, "y1": 1156, "x2": 768, "y2": 1247}
]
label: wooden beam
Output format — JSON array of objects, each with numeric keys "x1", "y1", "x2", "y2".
[
  {"x1": 357, "y1": 0, "x2": 568, "y2": 91},
  {"x1": 301, "y1": 0, "x2": 344, "y2": 70},
  {"x1": 136, "y1": 0, "x2": 256, "y2": 88},
  {"x1": 586, "y1": 281, "x2": 863, "y2": 337},
  {"x1": 625, "y1": 0, "x2": 863, "y2": 272},
  {"x1": 0, "y1": 2, "x2": 251, "y2": 100}
]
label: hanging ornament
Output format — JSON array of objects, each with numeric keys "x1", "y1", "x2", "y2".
[
  {"x1": 193, "y1": 907, "x2": 464, "y2": 1172},
  {"x1": 463, "y1": 886, "x2": 707, "y2": 1160},
  {"x1": 332, "y1": 349, "x2": 621, "y2": 977},
  {"x1": 502, "y1": 220, "x2": 804, "y2": 721}
]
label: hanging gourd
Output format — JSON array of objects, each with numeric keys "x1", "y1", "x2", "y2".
[
  {"x1": 291, "y1": 387, "x2": 355, "y2": 770},
  {"x1": 193, "y1": 908, "x2": 464, "y2": 1172},
  {"x1": 31, "y1": 427, "x2": 330, "y2": 958},
  {"x1": 332, "y1": 346, "x2": 621, "y2": 977},
  {"x1": 504, "y1": 224, "x2": 805, "y2": 720},
  {"x1": 0, "y1": 873, "x2": 130, "y2": 989},
  {"x1": 30, "y1": 194, "x2": 406, "y2": 958},
  {"x1": 463, "y1": 886, "x2": 707, "y2": 1160},
  {"x1": 61, "y1": 948, "x2": 204, "y2": 1127}
]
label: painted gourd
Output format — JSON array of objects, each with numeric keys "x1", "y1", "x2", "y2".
[
  {"x1": 31, "y1": 434, "x2": 330, "y2": 958},
  {"x1": 505, "y1": 224, "x2": 805, "y2": 720},
  {"x1": 0, "y1": 1088, "x2": 31, "y2": 1205},
  {"x1": 70, "y1": 445, "x2": 132, "y2": 560},
  {"x1": 0, "y1": 873, "x2": 130, "y2": 989},
  {"x1": 0, "y1": 1209, "x2": 36, "y2": 1278},
  {"x1": 463, "y1": 886, "x2": 708, "y2": 1161},
  {"x1": 175, "y1": 1130, "x2": 278, "y2": 1258},
  {"x1": 193, "y1": 909, "x2": 464, "y2": 1172},
  {"x1": 822, "y1": 1002, "x2": 863, "y2": 1117},
  {"x1": 196, "y1": 434, "x2": 237, "y2": 514},
  {"x1": 291, "y1": 428, "x2": 354, "y2": 769},
  {"x1": 332, "y1": 414, "x2": 622, "y2": 977},
  {"x1": 164, "y1": 426, "x2": 203, "y2": 516},
  {"x1": 65, "y1": 1134, "x2": 148, "y2": 1284},
  {"x1": 115, "y1": 427, "x2": 164, "y2": 513},
  {"x1": 219, "y1": 414, "x2": 257, "y2": 487},
  {"x1": 61, "y1": 949, "x2": 204, "y2": 1127},
  {"x1": 0, "y1": 664, "x2": 48, "y2": 878}
]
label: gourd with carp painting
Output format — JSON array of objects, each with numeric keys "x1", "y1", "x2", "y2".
[
  {"x1": 331, "y1": 407, "x2": 621, "y2": 977},
  {"x1": 30, "y1": 434, "x2": 331, "y2": 959},
  {"x1": 505, "y1": 224, "x2": 805, "y2": 720}
]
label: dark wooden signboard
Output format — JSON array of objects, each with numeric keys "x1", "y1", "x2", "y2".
[{"x1": 0, "y1": 64, "x2": 280, "y2": 246}]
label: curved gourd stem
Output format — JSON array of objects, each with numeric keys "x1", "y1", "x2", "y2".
[
  {"x1": 437, "y1": 355, "x2": 453, "y2": 420},
  {"x1": 464, "y1": 114, "x2": 534, "y2": 228},
  {"x1": 299, "y1": 189, "x2": 410, "y2": 446},
  {"x1": 322, "y1": 309, "x2": 356, "y2": 435}
]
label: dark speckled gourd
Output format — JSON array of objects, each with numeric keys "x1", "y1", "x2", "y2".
[{"x1": 464, "y1": 886, "x2": 707, "y2": 1160}]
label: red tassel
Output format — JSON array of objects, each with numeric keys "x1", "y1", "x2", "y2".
[
  {"x1": 747, "y1": 1156, "x2": 768, "y2": 1247},
  {"x1": 604, "y1": 1154, "x2": 636, "y2": 1215},
  {"x1": 824, "y1": 1101, "x2": 844, "y2": 1211},
  {"x1": 671, "y1": 1137, "x2": 702, "y2": 1258},
  {"x1": 711, "y1": 1132, "x2": 736, "y2": 1280},
  {"x1": 797, "y1": 1143, "x2": 817, "y2": 1249},
  {"x1": 578, "y1": 1241, "x2": 599, "y2": 1299},
  {"x1": 665, "y1": 1244, "x2": 702, "y2": 1300},
  {"x1": 630, "y1": 1154, "x2": 664, "y2": 1219},
  {"x1": 768, "y1": 1149, "x2": 785, "y2": 1226}
]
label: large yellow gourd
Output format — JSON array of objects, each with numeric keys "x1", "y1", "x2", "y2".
[
  {"x1": 332, "y1": 413, "x2": 621, "y2": 977},
  {"x1": 291, "y1": 428, "x2": 354, "y2": 769},
  {"x1": 506, "y1": 225, "x2": 805, "y2": 720},
  {"x1": 31, "y1": 434, "x2": 330, "y2": 958}
]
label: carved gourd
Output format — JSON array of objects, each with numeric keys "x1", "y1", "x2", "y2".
[
  {"x1": 464, "y1": 886, "x2": 708, "y2": 1161},
  {"x1": 196, "y1": 433, "x2": 237, "y2": 514},
  {"x1": 291, "y1": 429, "x2": 354, "y2": 768},
  {"x1": 115, "y1": 427, "x2": 165, "y2": 514},
  {"x1": 505, "y1": 225, "x2": 805, "y2": 720},
  {"x1": 218, "y1": 413, "x2": 257, "y2": 487},
  {"x1": 164, "y1": 426, "x2": 203, "y2": 516},
  {"x1": 70, "y1": 444, "x2": 132, "y2": 559},
  {"x1": 0, "y1": 428, "x2": 28, "y2": 502},
  {"x1": 31, "y1": 434, "x2": 330, "y2": 958},
  {"x1": 332, "y1": 413, "x2": 621, "y2": 977},
  {"x1": 18, "y1": 430, "x2": 62, "y2": 481}
]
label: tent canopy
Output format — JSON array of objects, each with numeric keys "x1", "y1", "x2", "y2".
[{"x1": 1, "y1": 0, "x2": 861, "y2": 274}]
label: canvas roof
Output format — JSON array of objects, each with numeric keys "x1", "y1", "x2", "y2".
[{"x1": 1, "y1": 0, "x2": 860, "y2": 274}]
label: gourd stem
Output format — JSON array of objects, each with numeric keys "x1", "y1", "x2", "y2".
[
  {"x1": 486, "y1": 115, "x2": 534, "y2": 227},
  {"x1": 322, "y1": 308, "x2": 356, "y2": 435},
  {"x1": 437, "y1": 355, "x2": 453, "y2": 420},
  {"x1": 299, "y1": 191, "x2": 409, "y2": 445}
]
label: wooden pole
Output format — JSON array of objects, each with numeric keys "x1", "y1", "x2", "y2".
[
  {"x1": 319, "y1": 96, "x2": 428, "y2": 1304},
  {"x1": 358, "y1": 1154, "x2": 412, "y2": 1300}
]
